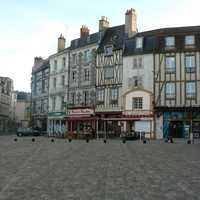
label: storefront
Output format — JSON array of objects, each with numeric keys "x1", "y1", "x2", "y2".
[
  {"x1": 67, "y1": 108, "x2": 96, "y2": 136},
  {"x1": 163, "y1": 110, "x2": 200, "y2": 139},
  {"x1": 48, "y1": 112, "x2": 66, "y2": 137},
  {"x1": 96, "y1": 112, "x2": 122, "y2": 138}
]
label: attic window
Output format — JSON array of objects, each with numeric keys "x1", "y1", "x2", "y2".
[
  {"x1": 105, "y1": 45, "x2": 113, "y2": 56},
  {"x1": 136, "y1": 37, "x2": 143, "y2": 49}
]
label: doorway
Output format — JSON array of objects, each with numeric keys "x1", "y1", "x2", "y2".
[{"x1": 169, "y1": 121, "x2": 184, "y2": 138}]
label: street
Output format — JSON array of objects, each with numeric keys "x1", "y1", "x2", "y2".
[{"x1": 0, "y1": 136, "x2": 200, "y2": 200}]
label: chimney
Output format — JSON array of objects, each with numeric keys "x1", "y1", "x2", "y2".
[
  {"x1": 99, "y1": 16, "x2": 109, "y2": 32},
  {"x1": 34, "y1": 57, "x2": 43, "y2": 65},
  {"x1": 125, "y1": 8, "x2": 137, "y2": 38},
  {"x1": 80, "y1": 26, "x2": 90, "y2": 38},
  {"x1": 57, "y1": 34, "x2": 66, "y2": 52}
]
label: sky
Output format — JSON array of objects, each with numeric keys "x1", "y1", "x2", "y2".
[{"x1": 0, "y1": 0, "x2": 200, "y2": 92}]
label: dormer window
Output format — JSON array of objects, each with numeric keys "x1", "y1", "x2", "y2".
[
  {"x1": 136, "y1": 37, "x2": 143, "y2": 49},
  {"x1": 165, "y1": 36, "x2": 175, "y2": 48},
  {"x1": 105, "y1": 45, "x2": 113, "y2": 56},
  {"x1": 185, "y1": 35, "x2": 195, "y2": 46}
]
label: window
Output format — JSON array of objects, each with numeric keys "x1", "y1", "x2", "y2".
[
  {"x1": 165, "y1": 36, "x2": 175, "y2": 47},
  {"x1": 104, "y1": 66, "x2": 114, "y2": 79},
  {"x1": 128, "y1": 76, "x2": 143, "y2": 88},
  {"x1": 62, "y1": 57, "x2": 66, "y2": 68},
  {"x1": 83, "y1": 91, "x2": 89, "y2": 105},
  {"x1": 97, "y1": 89, "x2": 104, "y2": 103},
  {"x1": 84, "y1": 50, "x2": 90, "y2": 63},
  {"x1": 72, "y1": 54, "x2": 76, "y2": 65},
  {"x1": 132, "y1": 97, "x2": 143, "y2": 109},
  {"x1": 71, "y1": 93, "x2": 75, "y2": 105},
  {"x1": 52, "y1": 96, "x2": 56, "y2": 111},
  {"x1": 166, "y1": 56, "x2": 175, "y2": 73},
  {"x1": 138, "y1": 57, "x2": 143, "y2": 68},
  {"x1": 185, "y1": 55, "x2": 195, "y2": 73},
  {"x1": 166, "y1": 83, "x2": 175, "y2": 98},
  {"x1": 185, "y1": 35, "x2": 195, "y2": 46},
  {"x1": 61, "y1": 75, "x2": 65, "y2": 87},
  {"x1": 110, "y1": 88, "x2": 118, "y2": 104},
  {"x1": 84, "y1": 69, "x2": 90, "y2": 81},
  {"x1": 72, "y1": 71, "x2": 77, "y2": 82},
  {"x1": 54, "y1": 60, "x2": 57, "y2": 71},
  {"x1": 105, "y1": 46, "x2": 113, "y2": 56},
  {"x1": 186, "y1": 82, "x2": 196, "y2": 98},
  {"x1": 136, "y1": 37, "x2": 143, "y2": 49},
  {"x1": 53, "y1": 78, "x2": 56, "y2": 88},
  {"x1": 133, "y1": 58, "x2": 137, "y2": 68},
  {"x1": 61, "y1": 96, "x2": 65, "y2": 110}
]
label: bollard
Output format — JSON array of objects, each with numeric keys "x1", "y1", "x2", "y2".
[
  {"x1": 86, "y1": 139, "x2": 89, "y2": 143},
  {"x1": 122, "y1": 139, "x2": 126, "y2": 143},
  {"x1": 143, "y1": 140, "x2": 147, "y2": 144},
  {"x1": 187, "y1": 140, "x2": 191, "y2": 144},
  {"x1": 51, "y1": 138, "x2": 54, "y2": 142},
  {"x1": 103, "y1": 139, "x2": 107, "y2": 143},
  {"x1": 32, "y1": 138, "x2": 35, "y2": 142},
  {"x1": 14, "y1": 138, "x2": 18, "y2": 142},
  {"x1": 68, "y1": 138, "x2": 72, "y2": 142}
]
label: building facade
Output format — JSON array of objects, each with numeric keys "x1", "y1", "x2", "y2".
[
  {"x1": 67, "y1": 26, "x2": 99, "y2": 135},
  {"x1": 122, "y1": 33, "x2": 154, "y2": 138},
  {"x1": 31, "y1": 57, "x2": 49, "y2": 131},
  {"x1": 0, "y1": 77, "x2": 14, "y2": 133},
  {"x1": 153, "y1": 26, "x2": 200, "y2": 139},
  {"x1": 48, "y1": 35, "x2": 69, "y2": 136},
  {"x1": 15, "y1": 91, "x2": 31, "y2": 128}
]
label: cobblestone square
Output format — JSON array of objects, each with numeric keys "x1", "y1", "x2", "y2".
[{"x1": 0, "y1": 136, "x2": 200, "y2": 200}]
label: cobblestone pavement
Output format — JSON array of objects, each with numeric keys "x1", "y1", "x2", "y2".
[{"x1": 0, "y1": 136, "x2": 200, "y2": 200}]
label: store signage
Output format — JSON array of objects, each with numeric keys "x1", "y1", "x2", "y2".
[
  {"x1": 68, "y1": 109, "x2": 94, "y2": 116},
  {"x1": 48, "y1": 112, "x2": 66, "y2": 117}
]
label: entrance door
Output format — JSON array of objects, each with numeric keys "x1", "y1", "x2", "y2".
[{"x1": 169, "y1": 121, "x2": 183, "y2": 138}]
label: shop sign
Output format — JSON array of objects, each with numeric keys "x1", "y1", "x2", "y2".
[
  {"x1": 68, "y1": 109, "x2": 94, "y2": 116},
  {"x1": 48, "y1": 112, "x2": 66, "y2": 117}
]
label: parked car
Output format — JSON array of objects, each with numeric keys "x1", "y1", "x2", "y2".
[
  {"x1": 121, "y1": 131, "x2": 140, "y2": 140},
  {"x1": 16, "y1": 127, "x2": 40, "y2": 137}
]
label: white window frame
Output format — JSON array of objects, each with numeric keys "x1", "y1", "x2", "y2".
[
  {"x1": 186, "y1": 82, "x2": 196, "y2": 98},
  {"x1": 136, "y1": 37, "x2": 143, "y2": 49},
  {"x1": 166, "y1": 56, "x2": 175, "y2": 73},
  {"x1": 97, "y1": 89, "x2": 104, "y2": 102},
  {"x1": 185, "y1": 55, "x2": 195, "y2": 73},
  {"x1": 132, "y1": 97, "x2": 143, "y2": 109},
  {"x1": 166, "y1": 83, "x2": 175, "y2": 98},
  {"x1": 185, "y1": 35, "x2": 195, "y2": 46},
  {"x1": 104, "y1": 45, "x2": 113, "y2": 56},
  {"x1": 165, "y1": 36, "x2": 175, "y2": 47},
  {"x1": 110, "y1": 88, "x2": 118, "y2": 101},
  {"x1": 104, "y1": 66, "x2": 114, "y2": 79}
]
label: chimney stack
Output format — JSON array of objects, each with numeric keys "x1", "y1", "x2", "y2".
[
  {"x1": 57, "y1": 34, "x2": 66, "y2": 52},
  {"x1": 99, "y1": 16, "x2": 109, "y2": 32},
  {"x1": 80, "y1": 25, "x2": 90, "y2": 38},
  {"x1": 125, "y1": 8, "x2": 137, "y2": 38},
  {"x1": 34, "y1": 57, "x2": 43, "y2": 65}
]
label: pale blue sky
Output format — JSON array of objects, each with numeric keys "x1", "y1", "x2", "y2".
[{"x1": 0, "y1": 0, "x2": 199, "y2": 91}]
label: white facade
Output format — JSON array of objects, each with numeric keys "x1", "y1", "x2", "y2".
[
  {"x1": 122, "y1": 54, "x2": 153, "y2": 93},
  {"x1": 48, "y1": 49, "x2": 69, "y2": 136},
  {"x1": 122, "y1": 54, "x2": 154, "y2": 138}
]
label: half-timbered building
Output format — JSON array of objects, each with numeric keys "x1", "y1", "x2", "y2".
[{"x1": 153, "y1": 26, "x2": 200, "y2": 139}]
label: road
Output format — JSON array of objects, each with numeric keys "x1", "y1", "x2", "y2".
[{"x1": 0, "y1": 136, "x2": 200, "y2": 200}]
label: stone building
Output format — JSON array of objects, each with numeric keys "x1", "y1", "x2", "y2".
[
  {"x1": 0, "y1": 77, "x2": 14, "y2": 133},
  {"x1": 15, "y1": 91, "x2": 31, "y2": 128},
  {"x1": 48, "y1": 35, "x2": 69, "y2": 136},
  {"x1": 67, "y1": 25, "x2": 100, "y2": 134},
  {"x1": 31, "y1": 57, "x2": 49, "y2": 130}
]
